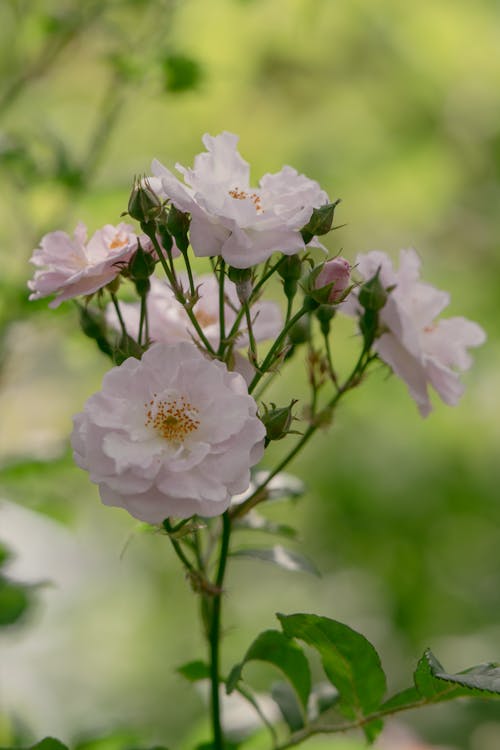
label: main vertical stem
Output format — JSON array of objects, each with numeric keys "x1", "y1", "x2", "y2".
[{"x1": 209, "y1": 511, "x2": 231, "y2": 750}]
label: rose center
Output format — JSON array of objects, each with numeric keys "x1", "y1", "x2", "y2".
[
  {"x1": 144, "y1": 394, "x2": 200, "y2": 443},
  {"x1": 109, "y1": 231, "x2": 128, "y2": 250},
  {"x1": 228, "y1": 187, "x2": 264, "y2": 214},
  {"x1": 195, "y1": 309, "x2": 218, "y2": 328}
]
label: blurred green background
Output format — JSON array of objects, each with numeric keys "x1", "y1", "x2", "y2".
[{"x1": 0, "y1": 1, "x2": 499, "y2": 749}]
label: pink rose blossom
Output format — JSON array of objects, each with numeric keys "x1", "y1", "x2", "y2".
[
  {"x1": 315, "y1": 257, "x2": 351, "y2": 302},
  {"x1": 345, "y1": 249, "x2": 486, "y2": 417},
  {"x1": 150, "y1": 132, "x2": 329, "y2": 269},
  {"x1": 28, "y1": 222, "x2": 140, "y2": 308},
  {"x1": 71, "y1": 342, "x2": 266, "y2": 522}
]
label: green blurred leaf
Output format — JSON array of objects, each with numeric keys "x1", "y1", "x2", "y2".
[
  {"x1": 231, "y1": 546, "x2": 319, "y2": 576},
  {"x1": 226, "y1": 629, "x2": 311, "y2": 712},
  {"x1": 177, "y1": 660, "x2": 210, "y2": 682},
  {"x1": 0, "y1": 575, "x2": 30, "y2": 626},
  {"x1": 233, "y1": 512, "x2": 298, "y2": 539},
  {"x1": 0, "y1": 738, "x2": 69, "y2": 750},
  {"x1": 278, "y1": 614, "x2": 387, "y2": 732},
  {"x1": 0, "y1": 544, "x2": 10, "y2": 568},
  {"x1": 270, "y1": 680, "x2": 304, "y2": 732},
  {"x1": 162, "y1": 54, "x2": 202, "y2": 93}
]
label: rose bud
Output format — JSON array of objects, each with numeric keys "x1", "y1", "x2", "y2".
[{"x1": 315, "y1": 257, "x2": 351, "y2": 303}]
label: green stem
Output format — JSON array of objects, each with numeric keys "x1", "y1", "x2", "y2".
[
  {"x1": 275, "y1": 694, "x2": 438, "y2": 750},
  {"x1": 249, "y1": 306, "x2": 309, "y2": 393},
  {"x1": 148, "y1": 231, "x2": 217, "y2": 356},
  {"x1": 162, "y1": 519, "x2": 197, "y2": 574},
  {"x1": 218, "y1": 261, "x2": 226, "y2": 358},
  {"x1": 181, "y1": 248, "x2": 196, "y2": 297},
  {"x1": 244, "y1": 300, "x2": 258, "y2": 365},
  {"x1": 110, "y1": 293, "x2": 128, "y2": 339},
  {"x1": 138, "y1": 291, "x2": 147, "y2": 346},
  {"x1": 209, "y1": 512, "x2": 231, "y2": 750}
]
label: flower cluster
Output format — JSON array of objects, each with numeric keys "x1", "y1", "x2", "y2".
[{"x1": 28, "y1": 131, "x2": 486, "y2": 523}]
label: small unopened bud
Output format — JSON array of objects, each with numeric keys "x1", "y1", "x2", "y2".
[
  {"x1": 228, "y1": 266, "x2": 253, "y2": 304},
  {"x1": 128, "y1": 243, "x2": 156, "y2": 282},
  {"x1": 358, "y1": 267, "x2": 389, "y2": 311},
  {"x1": 261, "y1": 400, "x2": 298, "y2": 445},
  {"x1": 314, "y1": 257, "x2": 351, "y2": 303},
  {"x1": 300, "y1": 199, "x2": 341, "y2": 244},
  {"x1": 166, "y1": 204, "x2": 190, "y2": 254},
  {"x1": 128, "y1": 179, "x2": 162, "y2": 223},
  {"x1": 278, "y1": 254, "x2": 302, "y2": 300}
]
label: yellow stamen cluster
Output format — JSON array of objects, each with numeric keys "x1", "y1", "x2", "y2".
[
  {"x1": 229, "y1": 187, "x2": 263, "y2": 213},
  {"x1": 109, "y1": 232, "x2": 128, "y2": 250},
  {"x1": 195, "y1": 309, "x2": 218, "y2": 328},
  {"x1": 144, "y1": 394, "x2": 200, "y2": 442}
]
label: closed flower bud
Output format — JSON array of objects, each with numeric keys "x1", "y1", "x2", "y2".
[
  {"x1": 314, "y1": 257, "x2": 351, "y2": 303},
  {"x1": 300, "y1": 199, "x2": 341, "y2": 244},
  {"x1": 228, "y1": 266, "x2": 253, "y2": 303},
  {"x1": 166, "y1": 204, "x2": 190, "y2": 254},
  {"x1": 261, "y1": 400, "x2": 298, "y2": 444},
  {"x1": 358, "y1": 267, "x2": 389, "y2": 311},
  {"x1": 128, "y1": 243, "x2": 156, "y2": 282},
  {"x1": 128, "y1": 179, "x2": 163, "y2": 223}
]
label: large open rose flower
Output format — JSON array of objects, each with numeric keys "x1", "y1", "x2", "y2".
[
  {"x1": 28, "y1": 222, "x2": 140, "y2": 308},
  {"x1": 71, "y1": 342, "x2": 266, "y2": 522},
  {"x1": 344, "y1": 249, "x2": 486, "y2": 417},
  {"x1": 106, "y1": 273, "x2": 282, "y2": 349},
  {"x1": 150, "y1": 131, "x2": 329, "y2": 268}
]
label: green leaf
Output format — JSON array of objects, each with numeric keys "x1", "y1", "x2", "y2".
[
  {"x1": 0, "y1": 576, "x2": 30, "y2": 626},
  {"x1": 226, "y1": 629, "x2": 311, "y2": 713},
  {"x1": 233, "y1": 512, "x2": 298, "y2": 539},
  {"x1": 415, "y1": 649, "x2": 500, "y2": 700},
  {"x1": 231, "y1": 546, "x2": 319, "y2": 576},
  {"x1": 278, "y1": 614, "x2": 387, "y2": 727},
  {"x1": 162, "y1": 54, "x2": 202, "y2": 93},
  {"x1": 271, "y1": 681, "x2": 304, "y2": 731},
  {"x1": 177, "y1": 660, "x2": 210, "y2": 682},
  {"x1": 379, "y1": 686, "x2": 421, "y2": 712}
]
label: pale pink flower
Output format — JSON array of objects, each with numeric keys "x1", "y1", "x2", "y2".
[
  {"x1": 345, "y1": 249, "x2": 486, "y2": 417},
  {"x1": 151, "y1": 131, "x2": 329, "y2": 268},
  {"x1": 315, "y1": 257, "x2": 351, "y2": 302},
  {"x1": 107, "y1": 273, "x2": 282, "y2": 350},
  {"x1": 28, "y1": 222, "x2": 140, "y2": 308},
  {"x1": 71, "y1": 342, "x2": 266, "y2": 522}
]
